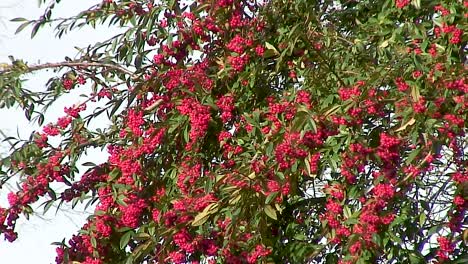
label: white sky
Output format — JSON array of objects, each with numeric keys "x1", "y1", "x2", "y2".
[{"x1": 0, "y1": 1, "x2": 118, "y2": 263}]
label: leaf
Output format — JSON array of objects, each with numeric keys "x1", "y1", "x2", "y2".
[
  {"x1": 453, "y1": 255, "x2": 468, "y2": 264},
  {"x1": 409, "y1": 253, "x2": 424, "y2": 263},
  {"x1": 396, "y1": 117, "x2": 416, "y2": 132},
  {"x1": 264, "y1": 205, "x2": 277, "y2": 220},
  {"x1": 135, "y1": 55, "x2": 143, "y2": 69},
  {"x1": 291, "y1": 161, "x2": 298, "y2": 172},
  {"x1": 379, "y1": 39, "x2": 389, "y2": 48},
  {"x1": 229, "y1": 193, "x2": 241, "y2": 205},
  {"x1": 275, "y1": 203, "x2": 283, "y2": 213},
  {"x1": 120, "y1": 231, "x2": 133, "y2": 249},
  {"x1": 405, "y1": 148, "x2": 421, "y2": 165},
  {"x1": 411, "y1": 85, "x2": 420, "y2": 102},
  {"x1": 204, "y1": 203, "x2": 219, "y2": 214},
  {"x1": 388, "y1": 231, "x2": 402, "y2": 244},
  {"x1": 463, "y1": 229, "x2": 468, "y2": 244},
  {"x1": 132, "y1": 240, "x2": 153, "y2": 260},
  {"x1": 31, "y1": 22, "x2": 42, "y2": 38},
  {"x1": 343, "y1": 206, "x2": 352, "y2": 219},
  {"x1": 411, "y1": 0, "x2": 421, "y2": 9},
  {"x1": 323, "y1": 104, "x2": 341, "y2": 117},
  {"x1": 133, "y1": 232, "x2": 150, "y2": 241},
  {"x1": 305, "y1": 157, "x2": 312, "y2": 176},
  {"x1": 10, "y1": 17, "x2": 28, "y2": 22},
  {"x1": 125, "y1": 255, "x2": 134, "y2": 264},
  {"x1": 109, "y1": 168, "x2": 121, "y2": 181},
  {"x1": 427, "y1": 225, "x2": 441, "y2": 236},
  {"x1": 419, "y1": 213, "x2": 426, "y2": 227},
  {"x1": 264, "y1": 42, "x2": 279, "y2": 56},
  {"x1": 42, "y1": 200, "x2": 55, "y2": 214},
  {"x1": 91, "y1": 236, "x2": 97, "y2": 248},
  {"x1": 265, "y1": 192, "x2": 278, "y2": 204},
  {"x1": 15, "y1": 21, "x2": 33, "y2": 34},
  {"x1": 192, "y1": 203, "x2": 219, "y2": 226},
  {"x1": 192, "y1": 211, "x2": 210, "y2": 227}
]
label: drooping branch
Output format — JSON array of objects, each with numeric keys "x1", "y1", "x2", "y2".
[{"x1": 0, "y1": 60, "x2": 138, "y2": 79}]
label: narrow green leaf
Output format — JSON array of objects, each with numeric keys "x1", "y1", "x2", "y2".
[
  {"x1": 15, "y1": 21, "x2": 32, "y2": 34},
  {"x1": 265, "y1": 192, "x2": 278, "y2": 205},
  {"x1": 120, "y1": 231, "x2": 133, "y2": 249},
  {"x1": 10, "y1": 17, "x2": 28, "y2": 22}
]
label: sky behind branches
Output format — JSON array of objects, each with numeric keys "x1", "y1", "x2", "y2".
[{"x1": 0, "y1": 1, "x2": 117, "y2": 262}]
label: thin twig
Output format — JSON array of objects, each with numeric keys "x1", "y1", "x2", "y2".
[
  {"x1": 0, "y1": 129, "x2": 15, "y2": 148},
  {"x1": 0, "y1": 60, "x2": 138, "y2": 80}
]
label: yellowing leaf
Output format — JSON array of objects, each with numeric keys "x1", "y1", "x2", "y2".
[
  {"x1": 396, "y1": 117, "x2": 416, "y2": 132},
  {"x1": 229, "y1": 193, "x2": 241, "y2": 205},
  {"x1": 265, "y1": 42, "x2": 279, "y2": 55},
  {"x1": 204, "y1": 203, "x2": 219, "y2": 214},
  {"x1": 264, "y1": 205, "x2": 277, "y2": 220},
  {"x1": 411, "y1": 85, "x2": 420, "y2": 102},
  {"x1": 324, "y1": 105, "x2": 341, "y2": 117},
  {"x1": 411, "y1": 0, "x2": 421, "y2": 9},
  {"x1": 304, "y1": 154, "x2": 312, "y2": 176},
  {"x1": 275, "y1": 203, "x2": 283, "y2": 213},
  {"x1": 379, "y1": 40, "x2": 389, "y2": 48},
  {"x1": 192, "y1": 212, "x2": 210, "y2": 226},
  {"x1": 192, "y1": 203, "x2": 219, "y2": 226}
]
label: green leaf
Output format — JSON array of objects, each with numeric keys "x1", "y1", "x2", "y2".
[
  {"x1": 31, "y1": 22, "x2": 42, "y2": 38},
  {"x1": 419, "y1": 213, "x2": 426, "y2": 227},
  {"x1": 409, "y1": 252, "x2": 424, "y2": 263},
  {"x1": 120, "y1": 230, "x2": 133, "y2": 249},
  {"x1": 406, "y1": 148, "x2": 421, "y2": 165},
  {"x1": 109, "y1": 168, "x2": 121, "y2": 181},
  {"x1": 15, "y1": 21, "x2": 33, "y2": 34},
  {"x1": 10, "y1": 17, "x2": 28, "y2": 22},
  {"x1": 265, "y1": 192, "x2": 278, "y2": 204},
  {"x1": 91, "y1": 236, "x2": 97, "y2": 248},
  {"x1": 42, "y1": 200, "x2": 55, "y2": 214},
  {"x1": 125, "y1": 255, "x2": 134, "y2": 264}
]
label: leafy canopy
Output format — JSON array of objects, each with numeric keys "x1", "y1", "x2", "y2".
[{"x1": 0, "y1": 0, "x2": 467, "y2": 263}]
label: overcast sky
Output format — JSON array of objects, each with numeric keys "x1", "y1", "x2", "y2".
[{"x1": 0, "y1": 1, "x2": 118, "y2": 262}]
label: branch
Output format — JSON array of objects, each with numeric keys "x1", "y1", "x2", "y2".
[
  {"x1": 0, "y1": 129, "x2": 15, "y2": 148},
  {"x1": 0, "y1": 60, "x2": 138, "y2": 80}
]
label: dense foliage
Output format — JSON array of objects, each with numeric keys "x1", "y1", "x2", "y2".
[{"x1": 0, "y1": 0, "x2": 467, "y2": 263}]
